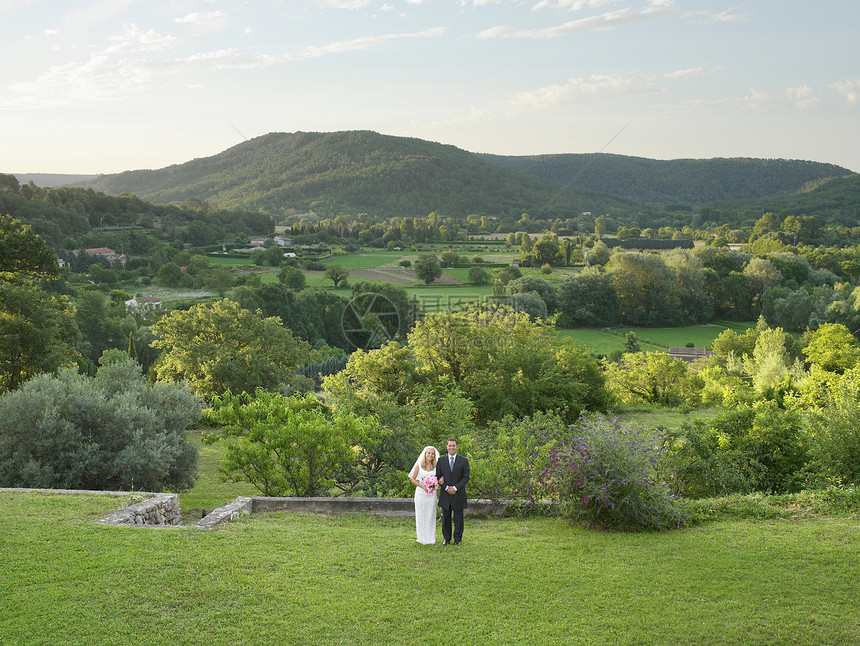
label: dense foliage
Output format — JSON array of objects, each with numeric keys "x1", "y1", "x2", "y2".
[
  {"x1": 541, "y1": 416, "x2": 687, "y2": 531},
  {"x1": 0, "y1": 355, "x2": 201, "y2": 491},
  {"x1": 204, "y1": 390, "x2": 379, "y2": 497},
  {"x1": 151, "y1": 299, "x2": 315, "y2": 402}
]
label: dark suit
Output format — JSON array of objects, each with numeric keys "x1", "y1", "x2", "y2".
[{"x1": 437, "y1": 453, "x2": 469, "y2": 544}]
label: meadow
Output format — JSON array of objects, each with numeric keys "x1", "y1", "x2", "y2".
[{"x1": 1, "y1": 491, "x2": 858, "y2": 645}]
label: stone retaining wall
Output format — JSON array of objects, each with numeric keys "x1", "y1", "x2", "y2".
[
  {"x1": 97, "y1": 493, "x2": 181, "y2": 527},
  {"x1": 195, "y1": 496, "x2": 509, "y2": 529}
]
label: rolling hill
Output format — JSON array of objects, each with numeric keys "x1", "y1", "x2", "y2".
[
  {"x1": 77, "y1": 130, "x2": 854, "y2": 220},
  {"x1": 476, "y1": 152, "x2": 853, "y2": 206},
  {"x1": 82, "y1": 131, "x2": 632, "y2": 219}
]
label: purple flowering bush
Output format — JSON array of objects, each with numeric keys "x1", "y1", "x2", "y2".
[{"x1": 541, "y1": 416, "x2": 688, "y2": 531}]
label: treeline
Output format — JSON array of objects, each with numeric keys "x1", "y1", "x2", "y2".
[
  {"x1": 0, "y1": 173, "x2": 274, "y2": 252},
  {"x1": 477, "y1": 152, "x2": 853, "y2": 206}
]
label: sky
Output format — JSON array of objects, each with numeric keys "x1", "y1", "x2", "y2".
[{"x1": 2, "y1": 0, "x2": 858, "y2": 175}]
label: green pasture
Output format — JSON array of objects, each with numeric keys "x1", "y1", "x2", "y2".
[
  {"x1": 208, "y1": 255, "x2": 253, "y2": 267},
  {"x1": 321, "y1": 252, "x2": 405, "y2": 270},
  {"x1": 611, "y1": 324, "x2": 730, "y2": 349},
  {"x1": 556, "y1": 328, "x2": 665, "y2": 354},
  {"x1": 2, "y1": 492, "x2": 858, "y2": 645}
]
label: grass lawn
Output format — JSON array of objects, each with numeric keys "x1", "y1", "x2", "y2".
[
  {"x1": 1, "y1": 492, "x2": 858, "y2": 645},
  {"x1": 178, "y1": 431, "x2": 258, "y2": 522}
]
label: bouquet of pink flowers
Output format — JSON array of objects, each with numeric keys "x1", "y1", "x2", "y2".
[{"x1": 421, "y1": 475, "x2": 438, "y2": 496}]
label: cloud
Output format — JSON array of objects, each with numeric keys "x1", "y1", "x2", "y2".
[
  {"x1": 2, "y1": 24, "x2": 447, "y2": 109},
  {"x1": 319, "y1": 0, "x2": 373, "y2": 8},
  {"x1": 477, "y1": 1, "x2": 676, "y2": 39},
  {"x1": 174, "y1": 10, "x2": 229, "y2": 29},
  {"x1": 739, "y1": 85, "x2": 822, "y2": 110},
  {"x1": 288, "y1": 26, "x2": 446, "y2": 60},
  {"x1": 663, "y1": 67, "x2": 704, "y2": 79},
  {"x1": 6, "y1": 53, "x2": 152, "y2": 104},
  {"x1": 829, "y1": 79, "x2": 860, "y2": 103},
  {"x1": 507, "y1": 73, "x2": 660, "y2": 114},
  {"x1": 105, "y1": 23, "x2": 176, "y2": 53}
]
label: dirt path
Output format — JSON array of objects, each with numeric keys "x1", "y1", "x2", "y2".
[{"x1": 347, "y1": 268, "x2": 461, "y2": 285}]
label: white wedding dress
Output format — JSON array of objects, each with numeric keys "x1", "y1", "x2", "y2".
[{"x1": 414, "y1": 466, "x2": 438, "y2": 544}]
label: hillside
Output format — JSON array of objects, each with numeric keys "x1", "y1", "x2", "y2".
[
  {"x1": 746, "y1": 173, "x2": 860, "y2": 225},
  {"x1": 12, "y1": 173, "x2": 99, "y2": 188},
  {"x1": 476, "y1": 152, "x2": 852, "y2": 206},
  {"x1": 83, "y1": 131, "x2": 631, "y2": 219}
]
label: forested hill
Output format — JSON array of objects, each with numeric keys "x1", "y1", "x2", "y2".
[
  {"x1": 82, "y1": 131, "x2": 631, "y2": 219},
  {"x1": 746, "y1": 173, "x2": 860, "y2": 225},
  {"x1": 476, "y1": 152, "x2": 852, "y2": 206}
]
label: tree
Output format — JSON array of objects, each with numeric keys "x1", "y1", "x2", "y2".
[
  {"x1": 408, "y1": 303, "x2": 607, "y2": 423},
  {"x1": 254, "y1": 283, "x2": 316, "y2": 343},
  {"x1": 0, "y1": 215, "x2": 59, "y2": 282},
  {"x1": 0, "y1": 282, "x2": 80, "y2": 392},
  {"x1": 505, "y1": 276, "x2": 558, "y2": 313},
  {"x1": 296, "y1": 289, "x2": 351, "y2": 351},
  {"x1": 156, "y1": 261, "x2": 184, "y2": 287},
  {"x1": 557, "y1": 268, "x2": 618, "y2": 327},
  {"x1": 204, "y1": 390, "x2": 378, "y2": 497},
  {"x1": 803, "y1": 323, "x2": 860, "y2": 374},
  {"x1": 532, "y1": 233, "x2": 562, "y2": 266},
  {"x1": 205, "y1": 268, "x2": 234, "y2": 297},
  {"x1": 323, "y1": 347, "x2": 475, "y2": 495},
  {"x1": 0, "y1": 218, "x2": 78, "y2": 391},
  {"x1": 467, "y1": 266, "x2": 490, "y2": 285},
  {"x1": 324, "y1": 264, "x2": 349, "y2": 287},
  {"x1": 151, "y1": 298, "x2": 314, "y2": 401},
  {"x1": 347, "y1": 282, "x2": 414, "y2": 347},
  {"x1": 604, "y1": 352, "x2": 700, "y2": 407},
  {"x1": 413, "y1": 254, "x2": 442, "y2": 284},
  {"x1": 0, "y1": 357, "x2": 200, "y2": 491},
  {"x1": 278, "y1": 265, "x2": 306, "y2": 290}
]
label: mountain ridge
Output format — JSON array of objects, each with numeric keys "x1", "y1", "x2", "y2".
[{"x1": 58, "y1": 130, "x2": 856, "y2": 218}]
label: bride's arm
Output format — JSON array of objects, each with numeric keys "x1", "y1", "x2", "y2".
[{"x1": 410, "y1": 464, "x2": 425, "y2": 490}]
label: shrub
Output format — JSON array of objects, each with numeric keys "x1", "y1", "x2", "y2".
[
  {"x1": 0, "y1": 357, "x2": 201, "y2": 491},
  {"x1": 541, "y1": 416, "x2": 687, "y2": 531},
  {"x1": 666, "y1": 401, "x2": 808, "y2": 496},
  {"x1": 803, "y1": 366, "x2": 860, "y2": 487},
  {"x1": 467, "y1": 411, "x2": 569, "y2": 505}
]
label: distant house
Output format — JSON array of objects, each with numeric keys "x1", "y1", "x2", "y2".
[
  {"x1": 125, "y1": 296, "x2": 163, "y2": 313},
  {"x1": 669, "y1": 347, "x2": 715, "y2": 362},
  {"x1": 73, "y1": 247, "x2": 127, "y2": 266},
  {"x1": 273, "y1": 236, "x2": 293, "y2": 247}
]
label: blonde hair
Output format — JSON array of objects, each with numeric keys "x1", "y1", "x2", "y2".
[{"x1": 420, "y1": 446, "x2": 438, "y2": 470}]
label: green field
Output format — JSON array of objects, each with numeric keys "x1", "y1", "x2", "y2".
[
  {"x1": 611, "y1": 325, "x2": 730, "y2": 349},
  {"x1": 557, "y1": 328, "x2": 665, "y2": 354},
  {"x1": 2, "y1": 492, "x2": 858, "y2": 645}
]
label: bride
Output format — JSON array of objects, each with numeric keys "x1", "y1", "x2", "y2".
[{"x1": 409, "y1": 446, "x2": 444, "y2": 545}]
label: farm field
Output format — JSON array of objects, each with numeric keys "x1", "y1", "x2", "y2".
[{"x1": 1, "y1": 492, "x2": 858, "y2": 645}]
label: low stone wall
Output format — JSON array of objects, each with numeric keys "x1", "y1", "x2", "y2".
[
  {"x1": 97, "y1": 493, "x2": 181, "y2": 527},
  {"x1": 195, "y1": 496, "x2": 509, "y2": 529}
]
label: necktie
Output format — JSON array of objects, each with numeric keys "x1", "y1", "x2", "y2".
[{"x1": 449, "y1": 456, "x2": 455, "y2": 470}]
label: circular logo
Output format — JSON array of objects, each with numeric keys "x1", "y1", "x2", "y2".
[{"x1": 341, "y1": 292, "x2": 403, "y2": 350}]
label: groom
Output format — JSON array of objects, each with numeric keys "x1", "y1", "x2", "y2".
[{"x1": 437, "y1": 437, "x2": 469, "y2": 546}]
